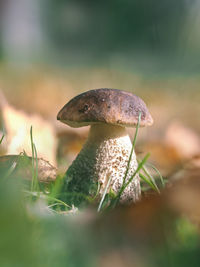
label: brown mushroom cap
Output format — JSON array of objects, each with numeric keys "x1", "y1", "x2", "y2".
[{"x1": 57, "y1": 88, "x2": 153, "y2": 128}]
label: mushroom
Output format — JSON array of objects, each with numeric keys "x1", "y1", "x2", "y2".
[{"x1": 57, "y1": 88, "x2": 153, "y2": 205}]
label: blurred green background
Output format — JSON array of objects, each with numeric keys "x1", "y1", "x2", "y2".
[{"x1": 0, "y1": 0, "x2": 200, "y2": 74}]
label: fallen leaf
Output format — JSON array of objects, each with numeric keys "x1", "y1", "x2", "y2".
[
  {"x1": 165, "y1": 121, "x2": 200, "y2": 159},
  {"x1": 0, "y1": 91, "x2": 57, "y2": 165},
  {"x1": 0, "y1": 154, "x2": 57, "y2": 182}
]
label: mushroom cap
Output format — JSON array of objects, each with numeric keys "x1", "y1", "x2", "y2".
[{"x1": 57, "y1": 88, "x2": 153, "y2": 128}]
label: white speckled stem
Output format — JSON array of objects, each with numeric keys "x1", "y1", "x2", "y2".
[{"x1": 65, "y1": 124, "x2": 141, "y2": 203}]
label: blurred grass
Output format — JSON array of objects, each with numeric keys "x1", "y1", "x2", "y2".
[
  {"x1": 1, "y1": 168, "x2": 200, "y2": 267},
  {"x1": 0, "y1": 178, "x2": 96, "y2": 267}
]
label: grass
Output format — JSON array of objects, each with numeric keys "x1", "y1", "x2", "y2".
[
  {"x1": 146, "y1": 162, "x2": 165, "y2": 188},
  {"x1": 140, "y1": 164, "x2": 160, "y2": 193},
  {"x1": 97, "y1": 176, "x2": 112, "y2": 212},
  {"x1": 0, "y1": 133, "x2": 5, "y2": 144},
  {"x1": 0, "y1": 124, "x2": 200, "y2": 267},
  {"x1": 4, "y1": 127, "x2": 72, "y2": 214},
  {"x1": 0, "y1": 116, "x2": 163, "y2": 214},
  {"x1": 30, "y1": 126, "x2": 39, "y2": 193}
]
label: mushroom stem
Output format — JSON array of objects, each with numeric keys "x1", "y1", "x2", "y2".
[{"x1": 64, "y1": 124, "x2": 141, "y2": 205}]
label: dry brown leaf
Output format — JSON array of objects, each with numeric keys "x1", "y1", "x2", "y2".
[
  {"x1": 139, "y1": 141, "x2": 181, "y2": 175},
  {"x1": 168, "y1": 164, "x2": 200, "y2": 226},
  {"x1": 165, "y1": 121, "x2": 200, "y2": 159},
  {"x1": 0, "y1": 92, "x2": 57, "y2": 165},
  {"x1": 0, "y1": 155, "x2": 57, "y2": 182}
]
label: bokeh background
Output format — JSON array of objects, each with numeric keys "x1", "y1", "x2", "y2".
[
  {"x1": 0, "y1": 0, "x2": 199, "y2": 173},
  {"x1": 0, "y1": 1, "x2": 200, "y2": 266}
]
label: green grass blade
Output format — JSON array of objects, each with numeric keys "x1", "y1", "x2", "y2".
[
  {"x1": 123, "y1": 153, "x2": 150, "y2": 191},
  {"x1": 114, "y1": 153, "x2": 150, "y2": 206},
  {"x1": 141, "y1": 165, "x2": 160, "y2": 193},
  {"x1": 122, "y1": 112, "x2": 141, "y2": 188},
  {"x1": 33, "y1": 143, "x2": 40, "y2": 194},
  {"x1": 23, "y1": 190, "x2": 71, "y2": 209},
  {"x1": 97, "y1": 176, "x2": 112, "y2": 212},
  {"x1": 30, "y1": 126, "x2": 35, "y2": 192},
  {"x1": 47, "y1": 175, "x2": 64, "y2": 199},
  {"x1": 30, "y1": 126, "x2": 40, "y2": 193},
  {"x1": 139, "y1": 173, "x2": 158, "y2": 192},
  {"x1": 91, "y1": 181, "x2": 100, "y2": 201},
  {"x1": 146, "y1": 162, "x2": 164, "y2": 187},
  {"x1": 2, "y1": 161, "x2": 17, "y2": 180},
  {"x1": 0, "y1": 133, "x2": 5, "y2": 145}
]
